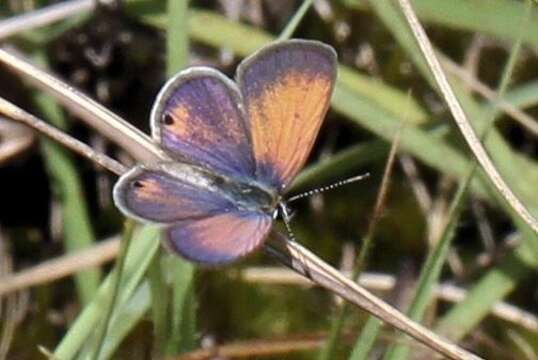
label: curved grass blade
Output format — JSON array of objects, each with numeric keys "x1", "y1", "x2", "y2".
[
  {"x1": 53, "y1": 225, "x2": 160, "y2": 359},
  {"x1": 32, "y1": 55, "x2": 100, "y2": 305},
  {"x1": 91, "y1": 221, "x2": 135, "y2": 360}
]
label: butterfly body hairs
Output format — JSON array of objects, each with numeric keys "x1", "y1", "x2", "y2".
[{"x1": 113, "y1": 40, "x2": 337, "y2": 265}]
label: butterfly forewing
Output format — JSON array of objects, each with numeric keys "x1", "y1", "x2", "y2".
[
  {"x1": 113, "y1": 164, "x2": 234, "y2": 223},
  {"x1": 238, "y1": 40, "x2": 337, "y2": 190},
  {"x1": 151, "y1": 68, "x2": 255, "y2": 179}
]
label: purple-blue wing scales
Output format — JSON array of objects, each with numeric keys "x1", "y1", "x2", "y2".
[
  {"x1": 164, "y1": 211, "x2": 272, "y2": 265},
  {"x1": 113, "y1": 164, "x2": 233, "y2": 223},
  {"x1": 151, "y1": 68, "x2": 255, "y2": 179}
]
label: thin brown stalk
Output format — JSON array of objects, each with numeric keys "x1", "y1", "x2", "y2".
[
  {"x1": 0, "y1": 237, "x2": 119, "y2": 297},
  {"x1": 441, "y1": 54, "x2": 538, "y2": 137},
  {"x1": 175, "y1": 330, "x2": 439, "y2": 360},
  {"x1": 506, "y1": 330, "x2": 537, "y2": 360},
  {"x1": 0, "y1": 230, "x2": 29, "y2": 360},
  {"x1": 355, "y1": 109, "x2": 407, "y2": 279},
  {"x1": 0, "y1": 46, "x2": 164, "y2": 164},
  {"x1": 461, "y1": 35, "x2": 485, "y2": 79},
  {"x1": 0, "y1": 98, "x2": 127, "y2": 176},
  {"x1": 239, "y1": 267, "x2": 538, "y2": 333},
  {"x1": 396, "y1": 0, "x2": 538, "y2": 234},
  {"x1": 399, "y1": 154, "x2": 432, "y2": 214},
  {"x1": 0, "y1": 0, "x2": 94, "y2": 39},
  {"x1": 174, "y1": 336, "x2": 324, "y2": 360},
  {"x1": 0, "y1": 117, "x2": 34, "y2": 165},
  {"x1": 265, "y1": 235, "x2": 482, "y2": 360},
  {"x1": 367, "y1": 121, "x2": 403, "y2": 239}
]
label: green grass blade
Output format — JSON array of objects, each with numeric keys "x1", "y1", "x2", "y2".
[
  {"x1": 332, "y1": 84, "x2": 487, "y2": 197},
  {"x1": 166, "y1": 262, "x2": 197, "y2": 354},
  {"x1": 342, "y1": 0, "x2": 538, "y2": 48},
  {"x1": 91, "y1": 221, "x2": 135, "y2": 360},
  {"x1": 277, "y1": 0, "x2": 315, "y2": 41},
  {"x1": 39, "y1": 140, "x2": 100, "y2": 306},
  {"x1": 383, "y1": 164, "x2": 477, "y2": 360},
  {"x1": 317, "y1": 306, "x2": 347, "y2": 360},
  {"x1": 292, "y1": 140, "x2": 389, "y2": 190},
  {"x1": 435, "y1": 240, "x2": 538, "y2": 341},
  {"x1": 492, "y1": 80, "x2": 538, "y2": 110},
  {"x1": 166, "y1": 0, "x2": 189, "y2": 75},
  {"x1": 53, "y1": 226, "x2": 160, "y2": 359},
  {"x1": 147, "y1": 250, "x2": 169, "y2": 351},
  {"x1": 349, "y1": 317, "x2": 383, "y2": 360},
  {"x1": 32, "y1": 59, "x2": 100, "y2": 305},
  {"x1": 97, "y1": 282, "x2": 152, "y2": 359}
]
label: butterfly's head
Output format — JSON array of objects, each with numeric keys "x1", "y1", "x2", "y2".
[{"x1": 276, "y1": 201, "x2": 295, "y2": 222}]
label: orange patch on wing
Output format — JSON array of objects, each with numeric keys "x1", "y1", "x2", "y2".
[
  {"x1": 134, "y1": 178, "x2": 183, "y2": 207},
  {"x1": 248, "y1": 71, "x2": 333, "y2": 185},
  {"x1": 135, "y1": 179, "x2": 163, "y2": 198},
  {"x1": 168, "y1": 105, "x2": 192, "y2": 138},
  {"x1": 168, "y1": 104, "x2": 222, "y2": 146}
]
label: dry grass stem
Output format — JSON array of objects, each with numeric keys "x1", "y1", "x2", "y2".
[
  {"x1": 0, "y1": 0, "x2": 94, "y2": 39},
  {"x1": 397, "y1": 0, "x2": 538, "y2": 234},
  {"x1": 0, "y1": 46, "x2": 164, "y2": 164},
  {"x1": 367, "y1": 122, "x2": 403, "y2": 238},
  {"x1": 266, "y1": 235, "x2": 482, "y2": 360},
  {"x1": 0, "y1": 237, "x2": 119, "y2": 298},
  {"x1": 461, "y1": 35, "x2": 485, "y2": 79},
  {"x1": 399, "y1": 154, "x2": 432, "y2": 214},
  {"x1": 0, "y1": 231, "x2": 29, "y2": 359},
  {"x1": 239, "y1": 267, "x2": 538, "y2": 333},
  {"x1": 441, "y1": 54, "x2": 538, "y2": 137},
  {"x1": 0, "y1": 97, "x2": 127, "y2": 175},
  {"x1": 0, "y1": 117, "x2": 34, "y2": 165},
  {"x1": 174, "y1": 336, "x2": 324, "y2": 360}
]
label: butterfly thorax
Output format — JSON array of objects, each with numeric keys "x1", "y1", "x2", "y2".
[{"x1": 217, "y1": 176, "x2": 280, "y2": 215}]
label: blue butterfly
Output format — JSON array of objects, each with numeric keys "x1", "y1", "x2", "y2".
[{"x1": 113, "y1": 40, "x2": 337, "y2": 265}]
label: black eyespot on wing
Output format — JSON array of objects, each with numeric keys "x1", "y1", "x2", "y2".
[{"x1": 162, "y1": 114, "x2": 174, "y2": 125}]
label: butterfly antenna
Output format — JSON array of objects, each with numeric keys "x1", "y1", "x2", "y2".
[{"x1": 287, "y1": 173, "x2": 370, "y2": 203}]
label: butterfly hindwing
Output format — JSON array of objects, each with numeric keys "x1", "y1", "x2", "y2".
[
  {"x1": 237, "y1": 40, "x2": 337, "y2": 190},
  {"x1": 164, "y1": 211, "x2": 272, "y2": 265},
  {"x1": 151, "y1": 68, "x2": 255, "y2": 179}
]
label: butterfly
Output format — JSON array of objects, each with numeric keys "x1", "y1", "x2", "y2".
[{"x1": 113, "y1": 39, "x2": 337, "y2": 265}]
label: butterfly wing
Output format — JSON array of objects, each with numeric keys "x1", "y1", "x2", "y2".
[
  {"x1": 164, "y1": 211, "x2": 272, "y2": 265},
  {"x1": 114, "y1": 164, "x2": 273, "y2": 264},
  {"x1": 151, "y1": 68, "x2": 255, "y2": 179},
  {"x1": 237, "y1": 40, "x2": 337, "y2": 190},
  {"x1": 113, "y1": 163, "x2": 234, "y2": 223}
]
